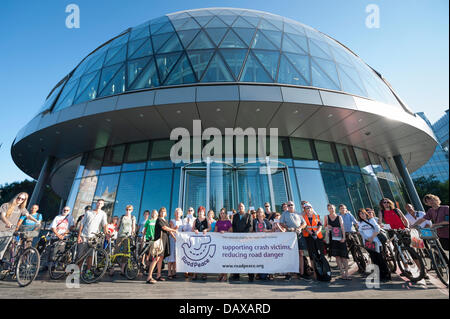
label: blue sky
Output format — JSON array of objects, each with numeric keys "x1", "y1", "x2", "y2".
[{"x1": 0, "y1": 0, "x2": 448, "y2": 184}]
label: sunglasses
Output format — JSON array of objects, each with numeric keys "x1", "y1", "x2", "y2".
[
  {"x1": 383, "y1": 201, "x2": 389, "y2": 204},
  {"x1": 265, "y1": 206, "x2": 270, "y2": 208},
  {"x1": 288, "y1": 204, "x2": 294, "y2": 207},
  {"x1": 126, "y1": 208, "x2": 133, "y2": 211},
  {"x1": 17, "y1": 197, "x2": 26, "y2": 201},
  {"x1": 64, "y1": 209, "x2": 70, "y2": 212}
]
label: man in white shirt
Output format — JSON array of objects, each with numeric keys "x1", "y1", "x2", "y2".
[
  {"x1": 405, "y1": 204, "x2": 432, "y2": 228},
  {"x1": 77, "y1": 199, "x2": 108, "y2": 277},
  {"x1": 51, "y1": 206, "x2": 74, "y2": 240},
  {"x1": 182, "y1": 207, "x2": 196, "y2": 232}
]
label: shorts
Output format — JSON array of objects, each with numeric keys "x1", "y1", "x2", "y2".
[
  {"x1": 0, "y1": 236, "x2": 13, "y2": 260},
  {"x1": 76, "y1": 241, "x2": 90, "y2": 262},
  {"x1": 297, "y1": 235, "x2": 307, "y2": 251}
]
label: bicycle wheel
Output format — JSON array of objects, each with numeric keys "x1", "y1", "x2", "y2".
[
  {"x1": 396, "y1": 247, "x2": 425, "y2": 282},
  {"x1": 351, "y1": 245, "x2": 367, "y2": 273},
  {"x1": 125, "y1": 255, "x2": 139, "y2": 280},
  {"x1": 417, "y1": 248, "x2": 432, "y2": 272},
  {"x1": 15, "y1": 247, "x2": 40, "y2": 287},
  {"x1": 80, "y1": 248, "x2": 108, "y2": 284},
  {"x1": 382, "y1": 244, "x2": 397, "y2": 273},
  {"x1": 430, "y1": 247, "x2": 449, "y2": 287},
  {"x1": 48, "y1": 251, "x2": 71, "y2": 280}
]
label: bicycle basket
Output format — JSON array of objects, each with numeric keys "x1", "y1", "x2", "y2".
[{"x1": 419, "y1": 228, "x2": 438, "y2": 240}]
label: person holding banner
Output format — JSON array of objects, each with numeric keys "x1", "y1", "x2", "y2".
[
  {"x1": 324, "y1": 204, "x2": 350, "y2": 280},
  {"x1": 146, "y1": 207, "x2": 178, "y2": 284},
  {"x1": 230, "y1": 202, "x2": 254, "y2": 282},
  {"x1": 192, "y1": 206, "x2": 211, "y2": 281},
  {"x1": 215, "y1": 208, "x2": 233, "y2": 282},
  {"x1": 166, "y1": 208, "x2": 184, "y2": 280},
  {"x1": 280, "y1": 201, "x2": 307, "y2": 281}
]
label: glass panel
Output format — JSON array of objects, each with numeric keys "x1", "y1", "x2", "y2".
[
  {"x1": 311, "y1": 58, "x2": 340, "y2": 90},
  {"x1": 75, "y1": 153, "x2": 88, "y2": 179},
  {"x1": 258, "y1": 18, "x2": 279, "y2": 31},
  {"x1": 201, "y1": 52, "x2": 234, "y2": 82},
  {"x1": 104, "y1": 44, "x2": 127, "y2": 67},
  {"x1": 219, "y1": 29, "x2": 247, "y2": 48},
  {"x1": 205, "y1": 16, "x2": 227, "y2": 28},
  {"x1": 252, "y1": 50, "x2": 280, "y2": 81},
  {"x1": 165, "y1": 53, "x2": 196, "y2": 85},
  {"x1": 71, "y1": 176, "x2": 98, "y2": 221},
  {"x1": 38, "y1": 81, "x2": 64, "y2": 114},
  {"x1": 237, "y1": 166, "x2": 271, "y2": 210},
  {"x1": 74, "y1": 71, "x2": 100, "y2": 104},
  {"x1": 389, "y1": 178, "x2": 407, "y2": 210},
  {"x1": 308, "y1": 39, "x2": 332, "y2": 59},
  {"x1": 187, "y1": 30, "x2": 215, "y2": 50},
  {"x1": 278, "y1": 53, "x2": 311, "y2": 85},
  {"x1": 83, "y1": 148, "x2": 105, "y2": 177},
  {"x1": 84, "y1": 51, "x2": 107, "y2": 74},
  {"x1": 122, "y1": 141, "x2": 149, "y2": 171},
  {"x1": 128, "y1": 38, "x2": 153, "y2": 59},
  {"x1": 251, "y1": 30, "x2": 277, "y2": 50},
  {"x1": 204, "y1": 27, "x2": 228, "y2": 46},
  {"x1": 294, "y1": 160, "x2": 319, "y2": 169},
  {"x1": 330, "y1": 46, "x2": 354, "y2": 66},
  {"x1": 261, "y1": 30, "x2": 282, "y2": 49},
  {"x1": 284, "y1": 22, "x2": 305, "y2": 35},
  {"x1": 184, "y1": 169, "x2": 206, "y2": 213},
  {"x1": 290, "y1": 138, "x2": 314, "y2": 159},
  {"x1": 271, "y1": 168, "x2": 289, "y2": 212},
  {"x1": 158, "y1": 33, "x2": 183, "y2": 53},
  {"x1": 344, "y1": 173, "x2": 372, "y2": 212},
  {"x1": 240, "y1": 52, "x2": 273, "y2": 83},
  {"x1": 151, "y1": 33, "x2": 173, "y2": 53},
  {"x1": 295, "y1": 168, "x2": 329, "y2": 219},
  {"x1": 338, "y1": 64, "x2": 367, "y2": 97},
  {"x1": 288, "y1": 168, "x2": 301, "y2": 209},
  {"x1": 127, "y1": 57, "x2": 151, "y2": 87},
  {"x1": 233, "y1": 28, "x2": 256, "y2": 46},
  {"x1": 177, "y1": 18, "x2": 201, "y2": 31},
  {"x1": 336, "y1": 144, "x2": 360, "y2": 172},
  {"x1": 129, "y1": 26, "x2": 150, "y2": 41},
  {"x1": 220, "y1": 49, "x2": 247, "y2": 80},
  {"x1": 98, "y1": 64, "x2": 122, "y2": 94},
  {"x1": 53, "y1": 80, "x2": 79, "y2": 111},
  {"x1": 93, "y1": 173, "x2": 120, "y2": 218},
  {"x1": 152, "y1": 22, "x2": 175, "y2": 35},
  {"x1": 130, "y1": 58, "x2": 159, "y2": 89},
  {"x1": 210, "y1": 165, "x2": 235, "y2": 213},
  {"x1": 241, "y1": 16, "x2": 259, "y2": 27},
  {"x1": 368, "y1": 152, "x2": 384, "y2": 174},
  {"x1": 284, "y1": 34, "x2": 308, "y2": 54},
  {"x1": 140, "y1": 169, "x2": 173, "y2": 218},
  {"x1": 171, "y1": 17, "x2": 191, "y2": 30},
  {"x1": 363, "y1": 174, "x2": 383, "y2": 208},
  {"x1": 66, "y1": 178, "x2": 81, "y2": 211},
  {"x1": 98, "y1": 64, "x2": 125, "y2": 97},
  {"x1": 321, "y1": 169, "x2": 353, "y2": 212},
  {"x1": 193, "y1": 16, "x2": 213, "y2": 27},
  {"x1": 354, "y1": 147, "x2": 373, "y2": 174},
  {"x1": 108, "y1": 33, "x2": 129, "y2": 48},
  {"x1": 148, "y1": 140, "x2": 175, "y2": 168},
  {"x1": 156, "y1": 52, "x2": 182, "y2": 83},
  {"x1": 113, "y1": 171, "x2": 145, "y2": 220},
  {"x1": 313, "y1": 58, "x2": 340, "y2": 88},
  {"x1": 282, "y1": 34, "x2": 307, "y2": 55},
  {"x1": 187, "y1": 50, "x2": 215, "y2": 80},
  {"x1": 378, "y1": 177, "x2": 394, "y2": 201},
  {"x1": 219, "y1": 15, "x2": 237, "y2": 26},
  {"x1": 100, "y1": 145, "x2": 125, "y2": 174},
  {"x1": 232, "y1": 16, "x2": 253, "y2": 28},
  {"x1": 177, "y1": 29, "x2": 200, "y2": 48}
]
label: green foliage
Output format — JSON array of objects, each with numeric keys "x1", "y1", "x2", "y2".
[
  {"x1": 0, "y1": 179, "x2": 60, "y2": 221},
  {"x1": 413, "y1": 175, "x2": 449, "y2": 208}
]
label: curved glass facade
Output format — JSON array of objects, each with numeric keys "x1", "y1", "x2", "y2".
[
  {"x1": 66, "y1": 137, "x2": 409, "y2": 223},
  {"x1": 40, "y1": 8, "x2": 402, "y2": 114}
]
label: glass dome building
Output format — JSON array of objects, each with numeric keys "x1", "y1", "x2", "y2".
[{"x1": 12, "y1": 8, "x2": 437, "y2": 221}]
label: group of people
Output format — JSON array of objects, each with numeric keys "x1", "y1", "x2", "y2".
[{"x1": 0, "y1": 191, "x2": 448, "y2": 285}]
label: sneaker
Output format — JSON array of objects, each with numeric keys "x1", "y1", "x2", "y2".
[{"x1": 85, "y1": 270, "x2": 94, "y2": 280}]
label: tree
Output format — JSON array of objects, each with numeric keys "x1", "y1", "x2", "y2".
[
  {"x1": 0, "y1": 179, "x2": 61, "y2": 221},
  {"x1": 413, "y1": 175, "x2": 449, "y2": 208}
]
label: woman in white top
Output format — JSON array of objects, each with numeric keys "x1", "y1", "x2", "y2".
[
  {"x1": 166, "y1": 208, "x2": 183, "y2": 279},
  {"x1": 357, "y1": 208, "x2": 391, "y2": 282}
]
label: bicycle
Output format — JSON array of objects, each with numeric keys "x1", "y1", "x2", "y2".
[
  {"x1": 135, "y1": 238, "x2": 155, "y2": 275},
  {"x1": 47, "y1": 231, "x2": 79, "y2": 280},
  {"x1": 385, "y1": 228, "x2": 425, "y2": 282},
  {"x1": 346, "y1": 231, "x2": 370, "y2": 274},
  {"x1": 415, "y1": 225, "x2": 448, "y2": 287},
  {"x1": 0, "y1": 229, "x2": 41, "y2": 287},
  {"x1": 78, "y1": 232, "x2": 109, "y2": 284},
  {"x1": 105, "y1": 234, "x2": 139, "y2": 280}
]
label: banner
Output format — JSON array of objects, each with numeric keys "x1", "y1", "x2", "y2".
[{"x1": 175, "y1": 232, "x2": 299, "y2": 273}]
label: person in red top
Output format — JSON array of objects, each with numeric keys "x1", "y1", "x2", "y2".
[
  {"x1": 412, "y1": 194, "x2": 449, "y2": 251},
  {"x1": 378, "y1": 198, "x2": 409, "y2": 229}
]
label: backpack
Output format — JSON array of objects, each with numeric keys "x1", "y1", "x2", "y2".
[{"x1": 309, "y1": 237, "x2": 331, "y2": 282}]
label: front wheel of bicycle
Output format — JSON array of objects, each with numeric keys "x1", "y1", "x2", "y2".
[
  {"x1": 417, "y1": 248, "x2": 432, "y2": 272},
  {"x1": 125, "y1": 255, "x2": 139, "y2": 280},
  {"x1": 396, "y1": 247, "x2": 425, "y2": 283},
  {"x1": 15, "y1": 247, "x2": 41, "y2": 287},
  {"x1": 430, "y1": 247, "x2": 449, "y2": 287},
  {"x1": 80, "y1": 248, "x2": 108, "y2": 284},
  {"x1": 382, "y1": 244, "x2": 397, "y2": 273},
  {"x1": 351, "y1": 245, "x2": 367, "y2": 273}
]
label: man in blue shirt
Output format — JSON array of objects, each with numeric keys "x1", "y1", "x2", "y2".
[
  {"x1": 16, "y1": 204, "x2": 42, "y2": 247},
  {"x1": 338, "y1": 204, "x2": 358, "y2": 233}
]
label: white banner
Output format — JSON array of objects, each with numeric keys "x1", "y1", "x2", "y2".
[{"x1": 175, "y1": 232, "x2": 299, "y2": 273}]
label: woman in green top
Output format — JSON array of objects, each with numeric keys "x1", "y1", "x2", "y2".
[{"x1": 143, "y1": 209, "x2": 158, "y2": 267}]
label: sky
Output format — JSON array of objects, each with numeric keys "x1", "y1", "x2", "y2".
[{"x1": 0, "y1": 0, "x2": 448, "y2": 184}]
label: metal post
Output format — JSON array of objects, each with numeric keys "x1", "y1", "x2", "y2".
[
  {"x1": 206, "y1": 157, "x2": 211, "y2": 213},
  {"x1": 27, "y1": 156, "x2": 55, "y2": 211},
  {"x1": 393, "y1": 155, "x2": 424, "y2": 211}
]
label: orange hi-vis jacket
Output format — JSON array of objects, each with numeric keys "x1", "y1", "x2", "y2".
[{"x1": 302, "y1": 213, "x2": 323, "y2": 239}]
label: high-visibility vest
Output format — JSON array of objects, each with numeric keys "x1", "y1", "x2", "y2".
[{"x1": 303, "y1": 214, "x2": 323, "y2": 239}]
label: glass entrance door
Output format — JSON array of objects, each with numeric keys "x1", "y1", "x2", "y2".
[{"x1": 181, "y1": 160, "x2": 290, "y2": 213}]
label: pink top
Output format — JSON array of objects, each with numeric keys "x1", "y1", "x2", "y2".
[{"x1": 216, "y1": 220, "x2": 232, "y2": 232}]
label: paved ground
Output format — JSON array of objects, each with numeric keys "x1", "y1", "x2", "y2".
[{"x1": 1, "y1": 260, "x2": 448, "y2": 299}]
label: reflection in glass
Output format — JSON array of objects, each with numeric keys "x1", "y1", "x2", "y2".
[
  {"x1": 113, "y1": 171, "x2": 145, "y2": 221},
  {"x1": 93, "y1": 174, "x2": 120, "y2": 218},
  {"x1": 290, "y1": 138, "x2": 314, "y2": 159},
  {"x1": 321, "y1": 169, "x2": 353, "y2": 213},
  {"x1": 101, "y1": 145, "x2": 125, "y2": 174},
  {"x1": 336, "y1": 144, "x2": 360, "y2": 172},
  {"x1": 122, "y1": 142, "x2": 148, "y2": 171},
  {"x1": 83, "y1": 148, "x2": 105, "y2": 177},
  {"x1": 210, "y1": 163, "x2": 235, "y2": 213},
  {"x1": 344, "y1": 173, "x2": 372, "y2": 211},
  {"x1": 271, "y1": 168, "x2": 289, "y2": 212},
  {"x1": 141, "y1": 169, "x2": 173, "y2": 218},
  {"x1": 315, "y1": 141, "x2": 340, "y2": 170},
  {"x1": 237, "y1": 166, "x2": 271, "y2": 211},
  {"x1": 363, "y1": 174, "x2": 383, "y2": 208},
  {"x1": 66, "y1": 179, "x2": 81, "y2": 212},
  {"x1": 184, "y1": 169, "x2": 207, "y2": 214},
  {"x1": 295, "y1": 168, "x2": 328, "y2": 219},
  {"x1": 72, "y1": 176, "x2": 98, "y2": 221}
]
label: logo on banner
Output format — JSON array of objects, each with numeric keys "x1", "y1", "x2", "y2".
[{"x1": 181, "y1": 235, "x2": 216, "y2": 268}]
